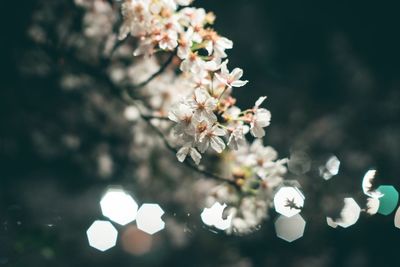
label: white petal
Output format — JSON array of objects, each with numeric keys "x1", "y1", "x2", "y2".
[
  {"x1": 189, "y1": 148, "x2": 202, "y2": 165},
  {"x1": 220, "y1": 60, "x2": 229, "y2": 74},
  {"x1": 213, "y1": 126, "x2": 226, "y2": 136},
  {"x1": 197, "y1": 139, "x2": 209, "y2": 153},
  {"x1": 230, "y1": 68, "x2": 243, "y2": 80},
  {"x1": 218, "y1": 37, "x2": 233, "y2": 49},
  {"x1": 194, "y1": 88, "x2": 207, "y2": 103},
  {"x1": 168, "y1": 110, "x2": 179, "y2": 122},
  {"x1": 227, "y1": 135, "x2": 238, "y2": 150},
  {"x1": 255, "y1": 96, "x2": 267, "y2": 107},
  {"x1": 180, "y1": 59, "x2": 191, "y2": 72},
  {"x1": 255, "y1": 109, "x2": 271, "y2": 127},
  {"x1": 205, "y1": 98, "x2": 217, "y2": 111},
  {"x1": 204, "y1": 111, "x2": 217, "y2": 123},
  {"x1": 214, "y1": 73, "x2": 227, "y2": 85},
  {"x1": 210, "y1": 136, "x2": 225, "y2": 153},
  {"x1": 231, "y1": 80, "x2": 248, "y2": 87},
  {"x1": 176, "y1": 147, "x2": 189, "y2": 162},
  {"x1": 205, "y1": 41, "x2": 213, "y2": 55},
  {"x1": 250, "y1": 125, "x2": 265, "y2": 138}
]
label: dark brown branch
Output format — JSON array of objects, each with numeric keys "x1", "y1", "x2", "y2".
[
  {"x1": 141, "y1": 114, "x2": 170, "y2": 121},
  {"x1": 133, "y1": 52, "x2": 176, "y2": 90}
]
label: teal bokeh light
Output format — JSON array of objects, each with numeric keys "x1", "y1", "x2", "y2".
[{"x1": 377, "y1": 185, "x2": 399, "y2": 216}]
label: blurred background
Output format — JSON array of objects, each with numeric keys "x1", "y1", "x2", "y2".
[{"x1": 1, "y1": 0, "x2": 400, "y2": 266}]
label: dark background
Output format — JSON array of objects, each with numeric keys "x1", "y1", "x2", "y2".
[{"x1": 1, "y1": 0, "x2": 400, "y2": 266}]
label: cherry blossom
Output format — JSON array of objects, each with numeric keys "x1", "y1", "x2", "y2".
[
  {"x1": 215, "y1": 61, "x2": 248, "y2": 88},
  {"x1": 188, "y1": 89, "x2": 217, "y2": 122},
  {"x1": 168, "y1": 103, "x2": 195, "y2": 135},
  {"x1": 176, "y1": 143, "x2": 202, "y2": 165},
  {"x1": 197, "y1": 124, "x2": 226, "y2": 153},
  {"x1": 250, "y1": 96, "x2": 271, "y2": 138}
]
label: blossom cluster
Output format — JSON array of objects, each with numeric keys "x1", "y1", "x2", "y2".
[
  {"x1": 117, "y1": 0, "x2": 288, "y2": 233},
  {"x1": 64, "y1": 0, "x2": 288, "y2": 235},
  {"x1": 118, "y1": 0, "x2": 273, "y2": 165}
]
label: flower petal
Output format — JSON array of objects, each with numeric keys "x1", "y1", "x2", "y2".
[
  {"x1": 210, "y1": 136, "x2": 225, "y2": 153},
  {"x1": 231, "y1": 68, "x2": 243, "y2": 80},
  {"x1": 176, "y1": 146, "x2": 190, "y2": 162},
  {"x1": 189, "y1": 148, "x2": 202, "y2": 165},
  {"x1": 255, "y1": 96, "x2": 267, "y2": 107},
  {"x1": 251, "y1": 125, "x2": 265, "y2": 138},
  {"x1": 231, "y1": 80, "x2": 248, "y2": 87}
]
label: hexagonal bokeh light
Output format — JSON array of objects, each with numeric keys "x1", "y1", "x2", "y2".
[
  {"x1": 319, "y1": 155, "x2": 340, "y2": 180},
  {"x1": 136, "y1": 203, "x2": 165, "y2": 235},
  {"x1": 100, "y1": 188, "x2": 139, "y2": 225},
  {"x1": 201, "y1": 202, "x2": 233, "y2": 230},
  {"x1": 275, "y1": 214, "x2": 306, "y2": 242},
  {"x1": 86, "y1": 220, "x2": 118, "y2": 252},
  {"x1": 377, "y1": 185, "x2": 399, "y2": 216},
  {"x1": 362, "y1": 170, "x2": 383, "y2": 199},
  {"x1": 366, "y1": 197, "x2": 380, "y2": 215},
  {"x1": 327, "y1": 198, "x2": 361, "y2": 228},
  {"x1": 274, "y1": 186, "x2": 305, "y2": 218}
]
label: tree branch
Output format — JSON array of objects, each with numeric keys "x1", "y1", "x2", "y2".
[
  {"x1": 33, "y1": 40, "x2": 237, "y2": 188},
  {"x1": 133, "y1": 52, "x2": 176, "y2": 90},
  {"x1": 139, "y1": 112, "x2": 238, "y2": 187}
]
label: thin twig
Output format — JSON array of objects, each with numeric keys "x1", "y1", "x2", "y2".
[
  {"x1": 141, "y1": 114, "x2": 170, "y2": 121},
  {"x1": 139, "y1": 112, "x2": 237, "y2": 186},
  {"x1": 133, "y1": 52, "x2": 176, "y2": 89}
]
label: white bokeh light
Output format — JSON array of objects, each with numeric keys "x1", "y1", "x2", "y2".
[
  {"x1": 327, "y1": 198, "x2": 361, "y2": 228},
  {"x1": 100, "y1": 188, "x2": 139, "y2": 226},
  {"x1": 86, "y1": 220, "x2": 118, "y2": 252},
  {"x1": 319, "y1": 155, "x2": 340, "y2": 180},
  {"x1": 326, "y1": 217, "x2": 338, "y2": 228},
  {"x1": 362, "y1": 169, "x2": 384, "y2": 199},
  {"x1": 394, "y1": 206, "x2": 400, "y2": 229},
  {"x1": 275, "y1": 214, "x2": 306, "y2": 242},
  {"x1": 274, "y1": 186, "x2": 305, "y2": 218},
  {"x1": 366, "y1": 197, "x2": 380, "y2": 215},
  {"x1": 201, "y1": 202, "x2": 233, "y2": 230},
  {"x1": 136, "y1": 203, "x2": 165, "y2": 235},
  {"x1": 124, "y1": 106, "x2": 140, "y2": 121}
]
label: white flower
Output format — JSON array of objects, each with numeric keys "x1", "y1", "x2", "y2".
[
  {"x1": 179, "y1": 7, "x2": 206, "y2": 29},
  {"x1": 205, "y1": 36, "x2": 233, "y2": 59},
  {"x1": 227, "y1": 125, "x2": 246, "y2": 150},
  {"x1": 197, "y1": 125, "x2": 226, "y2": 153},
  {"x1": 250, "y1": 96, "x2": 271, "y2": 138},
  {"x1": 189, "y1": 70, "x2": 211, "y2": 89},
  {"x1": 180, "y1": 52, "x2": 204, "y2": 73},
  {"x1": 176, "y1": 144, "x2": 202, "y2": 165},
  {"x1": 250, "y1": 109, "x2": 271, "y2": 138},
  {"x1": 158, "y1": 30, "x2": 178, "y2": 50},
  {"x1": 149, "y1": 0, "x2": 177, "y2": 14},
  {"x1": 168, "y1": 103, "x2": 195, "y2": 135},
  {"x1": 215, "y1": 61, "x2": 248, "y2": 88},
  {"x1": 119, "y1": 0, "x2": 151, "y2": 40},
  {"x1": 188, "y1": 89, "x2": 217, "y2": 122},
  {"x1": 250, "y1": 140, "x2": 277, "y2": 165}
]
